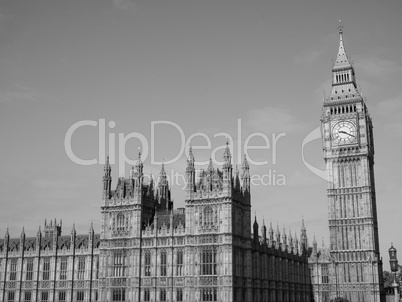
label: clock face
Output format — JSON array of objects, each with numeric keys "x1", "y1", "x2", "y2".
[{"x1": 332, "y1": 121, "x2": 357, "y2": 145}]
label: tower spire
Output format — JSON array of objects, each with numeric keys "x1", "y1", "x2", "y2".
[
  {"x1": 241, "y1": 154, "x2": 250, "y2": 193},
  {"x1": 326, "y1": 20, "x2": 361, "y2": 103},
  {"x1": 222, "y1": 139, "x2": 233, "y2": 195},
  {"x1": 223, "y1": 139, "x2": 231, "y2": 165},
  {"x1": 333, "y1": 20, "x2": 351, "y2": 69},
  {"x1": 103, "y1": 153, "x2": 112, "y2": 200},
  {"x1": 186, "y1": 143, "x2": 196, "y2": 199}
]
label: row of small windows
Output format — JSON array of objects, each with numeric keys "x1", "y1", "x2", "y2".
[
  {"x1": 143, "y1": 289, "x2": 183, "y2": 302},
  {"x1": 335, "y1": 73, "x2": 351, "y2": 84},
  {"x1": 330, "y1": 104, "x2": 357, "y2": 115},
  {"x1": 6, "y1": 290, "x2": 96, "y2": 302},
  {"x1": 3, "y1": 257, "x2": 99, "y2": 281}
]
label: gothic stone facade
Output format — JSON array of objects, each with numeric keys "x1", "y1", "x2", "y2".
[
  {"x1": 0, "y1": 144, "x2": 312, "y2": 302},
  {"x1": 0, "y1": 221, "x2": 100, "y2": 302},
  {"x1": 307, "y1": 26, "x2": 385, "y2": 302}
]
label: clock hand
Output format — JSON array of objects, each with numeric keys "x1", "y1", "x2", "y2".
[{"x1": 339, "y1": 130, "x2": 355, "y2": 138}]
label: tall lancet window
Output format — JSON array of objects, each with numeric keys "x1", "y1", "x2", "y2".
[
  {"x1": 176, "y1": 250, "x2": 183, "y2": 276},
  {"x1": 204, "y1": 206, "x2": 213, "y2": 227},
  {"x1": 201, "y1": 248, "x2": 217, "y2": 276},
  {"x1": 116, "y1": 213, "x2": 125, "y2": 231},
  {"x1": 144, "y1": 251, "x2": 151, "y2": 276},
  {"x1": 160, "y1": 251, "x2": 167, "y2": 276},
  {"x1": 113, "y1": 252, "x2": 124, "y2": 277}
]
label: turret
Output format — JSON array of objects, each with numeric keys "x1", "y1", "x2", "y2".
[
  {"x1": 157, "y1": 163, "x2": 172, "y2": 210},
  {"x1": 300, "y1": 218, "x2": 308, "y2": 252},
  {"x1": 268, "y1": 222, "x2": 274, "y2": 246},
  {"x1": 207, "y1": 157, "x2": 215, "y2": 191},
  {"x1": 70, "y1": 224, "x2": 76, "y2": 249},
  {"x1": 282, "y1": 226, "x2": 287, "y2": 247},
  {"x1": 275, "y1": 224, "x2": 281, "y2": 246},
  {"x1": 133, "y1": 150, "x2": 144, "y2": 203},
  {"x1": 20, "y1": 227, "x2": 25, "y2": 248},
  {"x1": 147, "y1": 175, "x2": 154, "y2": 199},
  {"x1": 44, "y1": 218, "x2": 62, "y2": 238},
  {"x1": 186, "y1": 145, "x2": 196, "y2": 199},
  {"x1": 36, "y1": 226, "x2": 42, "y2": 252},
  {"x1": 288, "y1": 230, "x2": 293, "y2": 250},
  {"x1": 159, "y1": 163, "x2": 168, "y2": 196},
  {"x1": 4, "y1": 228, "x2": 10, "y2": 250},
  {"x1": 234, "y1": 165, "x2": 241, "y2": 190},
  {"x1": 294, "y1": 231, "x2": 299, "y2": 255},
  {"x1": 312, "y1": 235, "x2": 318, "y2": 256},
  {"x1": 103, "y1": 154, "x2": 112, "y2": 199},
  {"x1": 89, "y1": 222, "x2": 94, "y2": 249},
  {"x1": 261, "y1": 220, "x2": 267, "y2": 245},
  {"x1": 222, "y1": 140, "x2": 232, "y2": 195},
  {"x1": 253, "y1": 215, "x2": 259, "y2": 242},
  {"x1": 241, "y1": 154, "x2": 250, "y2": 193}
]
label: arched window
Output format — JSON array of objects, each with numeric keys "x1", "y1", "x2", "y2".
[
  {"x1": 201, "y1": 248, "x2": 217, "y2": 276},
  {"x1": 160, "y1": 251, "x2": 167, "y2": 276},
  {"x1": 113, "y1": 252, "x2": 124, "y2": 277},
  {"x1": 117, "y1": 213, "x2": 125, "y2": 231},
  {"x1": 204, "y1": 206, "x2": 213, "y2": 226},
  {"x1": 176, "y1": 250, "x2": 183, "y2": 276},
  {"x1": 144, "y1": 251, "x2": 151, "y2": 276}
]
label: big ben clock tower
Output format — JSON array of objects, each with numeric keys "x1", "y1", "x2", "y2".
[{"x1": 320, "y1": 24, "x2": 385, "y2": 302}]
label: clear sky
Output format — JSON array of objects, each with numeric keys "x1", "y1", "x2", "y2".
[{"x1": 1, "y1": 0, "x2": 401, "y2": 263}]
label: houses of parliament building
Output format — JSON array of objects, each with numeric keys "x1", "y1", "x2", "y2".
[
  {"x1": 0, "y1": 145, "x2": 312, "y2": 302},
  {"x1": 0, "y1": 25, "x2": 385, "y2": 302}
]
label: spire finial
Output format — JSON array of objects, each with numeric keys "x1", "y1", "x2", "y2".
[
  {"x1": 104, "y1": 152, "x2": 111, "y2": 172},
  {"x1": 242, "y1": 153, "x2": 249, "y2": 169},
  {"x1": 223, "y1": 138, "x2": 231, "y2": 164},
  {"x1": 208, "y1": 156, "x2": 214, "y2": 171},
  {"x1": 188, "y1": 142, "x2": 194, "y2": 161},
  {"x1": 333, "y1": 20, "x2": 352, "y2": 70},
  {"x1": 338, "y1": 19, "x2": 343, "y2": 35}
]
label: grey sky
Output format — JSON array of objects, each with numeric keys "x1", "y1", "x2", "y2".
[{"x1": 1, "y1": 0, "x2": 402, "y2": 262}]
